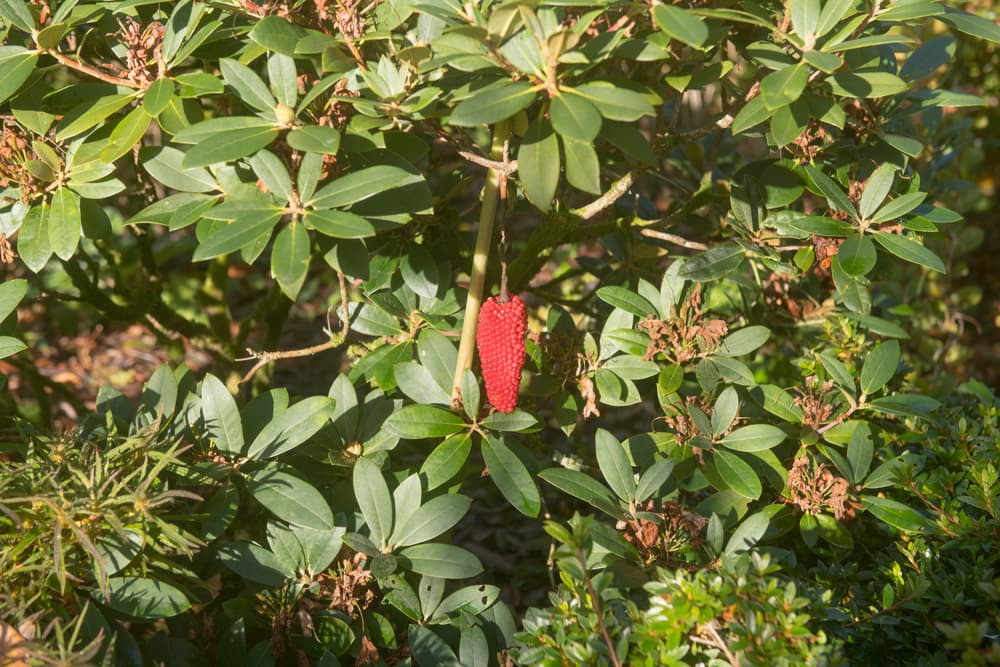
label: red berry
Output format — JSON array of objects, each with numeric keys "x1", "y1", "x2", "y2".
[{"x1": 476, "y1": 295, "x2": 526, "y2": 413}]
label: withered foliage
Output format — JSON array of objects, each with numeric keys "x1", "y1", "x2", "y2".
[
  {"x1": 785, "y1": 456, "x2": 860, "y2": 521},
  {"x1": 793, "y1": 376, "x2": 837, "y2": 430},
  {"x1": 618, "y1": 500, "x2": 708, "y2": 565},
  {"x1": 638, "y1": 284, "x2": 728, "y2": 363},
  {"x1": 0, "y1": 125, "x2": 52, "y2": 204},
  {"x1": 116, "y1": 17, "x2": 165, "y2": 86}
]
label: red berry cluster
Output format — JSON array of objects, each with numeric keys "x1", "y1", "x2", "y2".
[{"x1": 476, "y1": 295, "x2": 526, "y2": 413}]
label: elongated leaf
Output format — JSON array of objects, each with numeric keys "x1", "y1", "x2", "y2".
[
  {"x1": 0, "y1": 48, "x2": 37, "y2": 104},
  {"x1": 860, "y1": 339, "x2": 899, "y2": 395},
  {"x1": 354, "y1": 458, "x2": 394, "y2": 549},
  {"x1": 859, "y1": 163, "x2": 895, "y2": 219},
  {"x1": 595, "y1": 429, "x2": 636, "y2": 502},
  {"x1": 250, "y1": 15, "x2": 306, "y2": 55},
  {"x1": 569, "y1": 83, "x2": 655, "y2": 121},
  {"x1": 309, "y1": 165, "x2": 419, "y2": 209},
  {"x1": 837, "y1": 234, "x2": 877, "y2": 276},
  {"x1": 862, "y1": 495, "x2": 928, "y2": 532},
  {"x1": 634, "y1": 458, "x2": 675, "y2": 503},
  {"x1": 653, "y1": 4, "x2": 709, "y2": 48},
  {"x1": 140, "y1": 146, "x2": 217, "y2": 192},
  {"x1": 218, "y1": 542, "x2": 291, "y2": 586},
  {"x1": 48, "y1": 188, "x2": 81, "y2": 260},
  {"x1": 449, "y1": 82, "x2": 536, "y2": 126},
  {"x1": 0, "y1": 337, "x2": 27, "y2": 359},
  {"x1": 678, "y1": 244, "x2": 745, "y2": 281},
  {"x1": 721, "y1": 424, "x2": 786, "y2": 452},
  {"x1": 100, "y1": 106, "x2": 152, "y2": 163},
  {"x1": 192, "y1": 212, "x2": 281, "y2": 261},
  {"x1": 550, "y1": 92, "x2": 601, "y2": 141},
  {"x1": 56, "y1": 95, "x2": 134, "y2": 141},
  {"x1": 201, "y1": 374, "x2": 244, "y2": 454},
  {"x1": 17, "y1": 203, "x2": 52, "y2": 273},
  {"x1": 420, "y1": 434, "x2": 472, "y2": 491},
  {"x1": 247, "y1": 396, "x2": 337, "y2": 458},
  {"x1": 385, "y1": 405, "x2": 466, "y2": 439},
  {"x1": 304, "y1": 209, "x2": 374, "y2": 238},
  {"x1": 538, "y1": 468, "x2": 623, "y2": 518},
  {"x1": 870, "y1": 192, "x2": 927, "y2": 223},
  {"x1": 182, "y1": 126, "x2": 279, "y2": 168},
  {"x1": 0, "y1": 279, "x2": 27, "y2": 323},
  {"x1": 409, "y1": 626, "x2": 462, "y2": 667},
  {"x1": 0, "y1": 0, "x2": 34, "y2": 32},
  {"x1": 596, "y1": 286, "x2": 657, "y2": 318},
  {"x1": 220, "y1": 58, "x2": 277, "y2": 111},
  {"x1": 873, "y1": 231, "x2": 945, "y2": 272},
  {"x1": 271, "y1": 221, "x2": 310, "y2": 300},
  {"x1": 390, "y1": 494, "x2": 472, "y2": 548},
  {"x1": 247, "y1": 468, "x2": 334, "y2": 530},
  {"x1": 804, "y1": 165, "x2": 858, "y2": 220},
  {"x1": 518, "y1": 117, "x2": 559, "y2": 212},
  {"x1": 399, "y1": 543, "x2": 483, "y2": 579},
  {"x1": 482, "y1": 435, "x2": 540, "y2": 517},
  {"x1": 561, "y1": 135, "x2": 602, "y2": 194},
  {"x1": 718, "y1": 326, "x2": 771, "y2": 356},
  {"x1": 714, "y1": 450, "x2": 762, "y2": 499},
  {"x1": 287, "y1": 125, "x2": 341, "y2": 154},
  {"x1": 105, "y1": 577, "x2": 190, "y2": 620},
  {"x1": 761, "y1": 64, "x2": 809, "y2": 109}
]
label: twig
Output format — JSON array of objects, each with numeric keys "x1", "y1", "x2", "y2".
[
  {"x1": 697, "y1": 621, "x2": 740, "y2": 667},
  {"x1": 577, "y1": 545, "x2": 623, "y2": 667},
  {"x1": 451, "y1": 120, "x2": 511, "y2": 404},
  {"x1": 458, "y1": 150, "x2": 518, "y2": 175},
  {"x1": 816, "y1": 393, "x2": 866, "y2": 434},
  {"x1": 570, "y1": 170, "x2": 637, "y2": 220},
  {"x1": 46, "y1": 49, "x2": 142, "y2": 89},
  {"x1": 639, "y1": 227, "x2": 710, "y2": 251}
]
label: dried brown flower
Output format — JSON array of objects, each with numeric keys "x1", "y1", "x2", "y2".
[
  {"x1": 785, "y1": 456, "x2": 860, "y2": 520},
  {"x1": 638, "y1": 284, "x2": 728, "y2": 363}
]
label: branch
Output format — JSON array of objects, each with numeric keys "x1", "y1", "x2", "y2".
[
  {"x1": 451, "y1": 120, "x2": 511, "y2": 404},
  {"x1": 577, "y1": 545, "x2": 623, "y2": 667},
  {"x1": 639, "y1": 227, "x2": 710, "y2": 251},
  {"x1": 570, "y1": 170, "x2": 637, "y2": 220},
  {"x1": 46, "y1": 49, "x2": 142, "y2": 89},
  {"x1": 691, "y1": 622, "x2": 740, "y2": 667},
  {"x1": 458, "y1": 150, "x2": 517, "y2": 175}
]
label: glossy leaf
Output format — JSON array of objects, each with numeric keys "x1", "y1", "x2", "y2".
[
  {"x1": 246, "y1": 468, "x2": 334, "y2": 530},
  {"x1": 482, "y1": 435, "x2": 540, "y2": 517}
]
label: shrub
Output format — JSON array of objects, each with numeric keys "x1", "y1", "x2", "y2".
[{"x1": 0, "y1": 0, "x2": 998, "y2": 664}]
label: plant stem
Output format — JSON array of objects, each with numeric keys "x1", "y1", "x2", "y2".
[
  {"x1": 451, "y1": 120, "x2": 510, "y2": 405},
  {"x1": 577, "y1": 545, "x2": 623, "y2": 667}
]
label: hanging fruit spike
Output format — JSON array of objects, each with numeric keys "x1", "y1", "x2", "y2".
[{"x1": 476, "y1": 292, "x2": 526, "y2": 413}]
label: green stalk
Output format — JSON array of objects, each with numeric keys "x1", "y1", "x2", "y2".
[{"x1": 451, "y1": 120, "x2": 511, "y2": 405}]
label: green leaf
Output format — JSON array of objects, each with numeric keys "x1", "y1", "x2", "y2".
[
  {"x1": 712, "y1": 386, "x2": 739, "y2": 437},
  {"x1": 192, "y1": 212, "x2": 281, "y2": 261},
  {"x1": 0, "y1": 48, "x2": 37, "y2": 105},
  {"x1": 140, "y1": 146, "x2": 217, "y2": 193},
  {"x1": 142, "y1": 78, "x2": 174, "y2": 115},
  {"x1": 725, "y1": 509, "x2": 770, "y2": 554},
  {"x1": 859, "y1": 163, "x2": 895, "y2": 220},
  {"x1": 0, "y1": 278, "x2": 27, "y2": 323},
  {"x1": 218, "y1": 542, "x2": 292, "y2": 586},
  {"x1": 481, "y1": 409, "x2": 539, "y2": 432},
  {"x1": 600, "y1": 121, "x2": 658, "y2": 165},
  {"x1": 385, "y1": 405, "x2": 466, "y2": 439},
  {"x1": 769, "y1": 99, "x2": 809, "y2": 147},
  {"x1": 409, "y1": 626, "x2": 461, "y2": 667},
  {"x1": 182, "y1": 125, "x2": 279, "y2": 168},
  {"x1": 873, "y1": 231, "x2": 945, "y2": 273},
  {"x1": 815, "y1": 0, "x2": 856, "y2": 37},
  {"x1": 309, "y1": 165, "x2": 419, "y2": 208},
  {"x1": 56, "y1": 94, "x2": 134, "y2": 141},
  {"x1": 602, "y1": 355, "x2": 659, "y2": 380},
  {"x1": 595, "y1": 429, "x2": 636, "y2": 503},
  {"x1": 677, "y1": 244, "x2": 745, "y2": 281},
  {"x1": 17, "y1": 203, "x2": 53, "y2": 273},
  {"x1": 247, "y1": 468, "x2": 334, "y2": 530},
  {"x1": 220, "y1": 58, "x2": 277, "y2": 111},
  {"x1": 249, "y1": 150, "x2": 293, "y2": 202},
  {"x1": 249, "y1": 15, "x2": 306, "y2": 55},
  {"x1": 561, "y1": 136, "x2": 602, "y2": 194},
  {"x1": 721, "y1": 424, "x2": 786, "y2": 452},
  {"x1": 870, "y1": 192, "x2": 927, "y2": 223},
  {"x1": 837, "y1": 234, "x2": 877, "y2": 276},
  {"x1": 287, "y1": 125, "x2": 341, "y2": 154},
  {"x1": 714, "y1": 450, "x2": 762, "y2": 499},
  {"x1": 304, "y1": 209, "x2": 375, "y2": 238},
  {"x1": 538, "y1": 468, "x2": 624, "y2": 518},
  {"x1": 389, "y1": 494, "x2": 472, "y2": 548},
  {"x1": 104, "y1": 577, "x2": 190, "y2": 620},
  {"x1": 804, "y1": 165, "x2": 859, "y2": 220},
  {"x1": 400, "y1": 244, "x2": 439, "y2": 298},
  {"x1": 732, "y1": 94, "x2": 775, "y2": 135},
  {"x1": 354, "y1": 458, "x2": 394, "y2": 548},
  {"x1": 803, "y1": 49, "x2": 842, "y2": 73},
  {"x1": 761, "y1": 64, "x2": 809, "y2": 110},
  {"x1": 246, "y1": 396, "x2": 337, "y2": 458},
  {"x1": 652, "y1": 4, "x2": 709, "y2": 48},
  {"x1": 271, "y1": 222, "x2": 310, "y2": 300},
  {"x1": 0, "y1": 0, "x2": 33, "y2": 31},
  {"x1": 939, "y1": 7, "x2": 1000, "y2": 44},
  {"x1": 0, "y1": 337, "x2": 27, "y2": 359},
  {"x1": 418, "y1": 329, "x2": 458, "y2": 397},
  {"x1": 816, "y1": 512, "x2": 854, "y2": 549},
  {"x1": 449, "y1": 82, "x2": 537, "y2": 126},
  {"x1": 862, "y1": 495, "x2": 928, "y2": 532},
  {"x1": 867, "y1": 393, "x2": 940, "y2": 419},
  {"x1": 753, "y1": 384, "x2": 805, "y2": 423},
  {"x1": 482, "y1": 435, "x2": 540, "y2": 517},
  {"x1": 635, "y1": 458, "x2": 675, "y2": 503},
  {"x1": 818, "y1": 350, "x2": 855, "y2": 390},
  {"x1": 860, "y1": 339, "x2": 900, "y2": 395},
  {"x1": 828, "y1": 72, "x2": 908, "y2": 98},
  {"x1": 791, "y1": 0, "x2": 820, "y2": 38},
  {"x1": 399, "y1": 544, "x2": 484, "y2": 579},
  {"x1": 201, "y1": 373, "x2": 244, "y2": 454},
  {"x1": 718, "y1": 326, "x2": 770, "y2": 356},
  {"x1": 769, "y1": 213, "x2": 855, "y2": 237},
  {"x1": 846, "y1": 421, "x2": 873, "y2": 483},
  {"x1": 518, "y1": 117, "x2": 559, "y2": 212},
  {"x1": 395, "y1": 362, "x2": 452, "y2": 406},
  {"x1": 550, "y1": 92, "x2": 602, "y2": 141},
  {"x1": 100, "y1": 106, "x2": 152, "y2": 163},
  {"x1": 48, "y1": 188, "x2": 81, "y2": 261},
  {"x1": 570, "y1": 83, "x2": 655, "y2": 121},
  {"x1": 420, "y1": 433, "x2": 472, "y2": 490},
  {"x1": 596, "y1": 286, "x2": 657, "y2": 318}
]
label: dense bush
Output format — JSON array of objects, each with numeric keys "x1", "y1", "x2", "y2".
[{"x1": 0, "y1": 0, "x2": 999, "y2": 664}]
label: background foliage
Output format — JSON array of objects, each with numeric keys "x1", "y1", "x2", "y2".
[{"x1": 0, "y1": 0, "x2": 999, "y2": 664}]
